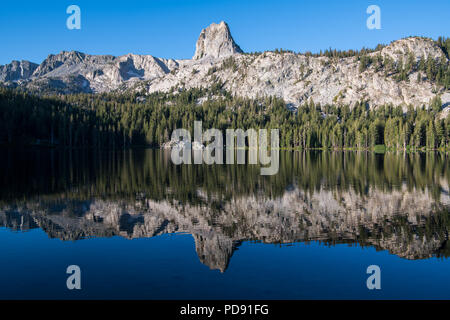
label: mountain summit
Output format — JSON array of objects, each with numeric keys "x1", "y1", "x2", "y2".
[
  {"x1": 193, "y1": 21, "x2": 243, "y2": 59},
  {"x1": 0, "y1": 22, "x2": 448, "y2": 109}
]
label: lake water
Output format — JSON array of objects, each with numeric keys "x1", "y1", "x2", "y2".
[{"x1": 0, "y1": 149, "x2": 449, "y2": 299}]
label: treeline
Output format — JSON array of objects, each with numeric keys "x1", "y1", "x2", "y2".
[
  {"x1": 310, "y1": 44, "x2": 386, "y2": 59},
  {"x1": 0, "y1": 86, "x2": 449, "y2": 150},
  {"x1": 245, "y1": 44, "x2": 386, "y2": 58},
  {"x1": 283, "y1": 96, "x2": 449, "y2": 150},
  {"x1": 247, "y1": 36, "x2": 450, "y2": 61},
  {"x1": 436, "y1": 36, "x2": 450, "y2": 59}
]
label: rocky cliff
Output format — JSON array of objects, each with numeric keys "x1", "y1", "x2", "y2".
[
  {"x1": 0, "y1": 22, "x2": 449, "y2": 109},
  {"x1": 0, "y1": 60, "x2": 38, "y2": 82},
  {"x1": 193, "y1": 21, "x2": 243, "y2": 59}
]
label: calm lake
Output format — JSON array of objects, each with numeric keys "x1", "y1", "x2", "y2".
[{"x1": 0, "y1": 149, "x2": 449, "y2": 299}]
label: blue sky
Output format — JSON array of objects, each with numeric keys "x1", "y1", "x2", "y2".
[{"x1": 0, "y1": 0, "x2": 449, "y2": 65}]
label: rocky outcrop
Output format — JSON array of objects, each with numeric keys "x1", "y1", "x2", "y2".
[
  {"x1": 1, "y1": 23, "x2": 449, "y2": 109},
  {"x1": 19, "y1": 51, "x2": 180, "y2": 94},
  {"x1": 32, "y1": 51, "x2": 90, "y2": 77},
  {"x1": 0, "y1": 60, "x2": 38, "y2": 81},
  {"x1": 379, "y1": 37, "x2": 445, "y2": 63},
  {"x1": 193, "y1": 21, "x2": 243, "y2": 60},
  {"x1": 161, "y1": 139, "x2": 205, "y2": 150}
]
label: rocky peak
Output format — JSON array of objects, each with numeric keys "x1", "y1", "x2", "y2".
[
  {"x1": 378, "y1": 37, "x2": 447, "y2": 63},
  {"x1": 0, "y1": 60, "x2": 38, "y2": 81},
  {"x1": 1, "y1": 24, "x2": 448, "y2": 109},
  {"x1": 32, "y1": 51, "x2": 87, "y2": 77},
  {"x1": 193, "y1": 21, "x2": 243, "y2": 60}
]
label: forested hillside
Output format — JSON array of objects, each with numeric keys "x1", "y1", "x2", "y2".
[{"x1": 0, "y1": 86, "x2": 449, "y2": 150}]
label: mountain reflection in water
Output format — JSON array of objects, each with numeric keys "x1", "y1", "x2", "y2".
[{"x1": 0, "y1": 149, "x2": 449, "y2": 272}]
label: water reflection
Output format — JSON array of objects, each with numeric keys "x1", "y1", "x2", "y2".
[{"x1": 0, "y1": 149, "x2": 449, "y2": 272}]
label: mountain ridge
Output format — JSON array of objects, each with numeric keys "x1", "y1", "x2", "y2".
[{"x1": 1, "y1": 22, "x2": 449, "y2": 109}]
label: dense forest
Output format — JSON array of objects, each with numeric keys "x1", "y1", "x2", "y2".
[{"x1": 0, "y1": 84, "x2": 449, "y2": 150}]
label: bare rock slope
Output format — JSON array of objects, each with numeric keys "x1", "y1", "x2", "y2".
[
  {"x1": 1, "y1": 22, "x2": 449, "y2": 109},
  {"x1": 0, "y1": 60, "x2": 38, "y2": 81}
]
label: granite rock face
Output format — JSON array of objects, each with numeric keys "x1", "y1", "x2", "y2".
[
  {"x1": 0, "y1": 60, "x2": 38, "y2": 81},
  {"x1": 193, "y1": 21, "x2": 243, "y2": 60},
  {"x1": 0, "y1": 22, "x2": 449, "y2": 109}
]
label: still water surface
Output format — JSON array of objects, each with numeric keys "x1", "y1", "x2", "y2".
[{"x1": 0, "y1": 149, "x2": 449, "y2": 299}]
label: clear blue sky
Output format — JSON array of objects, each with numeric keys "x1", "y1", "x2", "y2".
[{"x1": 0, "y1": 0, "x2": 449, "y2": 65}]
